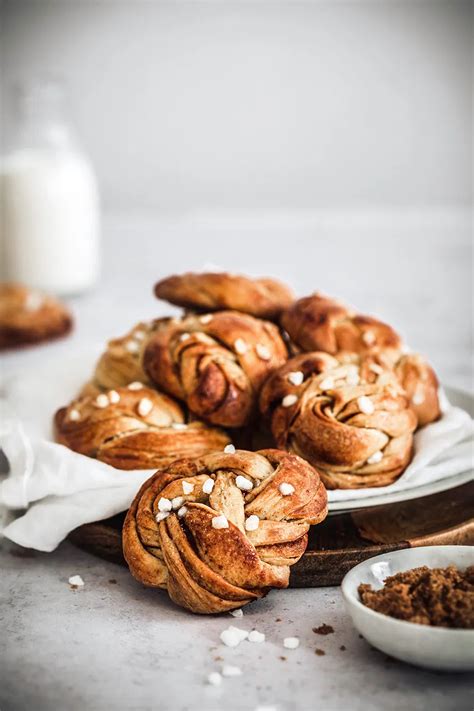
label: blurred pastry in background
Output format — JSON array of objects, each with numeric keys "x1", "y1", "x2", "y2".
[
  {"x1": 395, "y1": 352, "x2": 441, "y2": 427},
  {"x1": 0, "y1": 283, "x2": 73, "y2": 350},
  {"x1": 81, "y1": 321, "x2": 158, "y2": 396},
  {"x1": 154, "y1": 271, "x2": 294, "y2": 320}
]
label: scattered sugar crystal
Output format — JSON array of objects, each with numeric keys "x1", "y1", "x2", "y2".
[
  {"x1": 283, "y1": 637, "x2": 300, "y2": 649},
  {"x1": 68, "y1": 575, "x2": 84, "y2": 587}
]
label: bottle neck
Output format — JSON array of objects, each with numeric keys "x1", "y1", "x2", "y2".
[{"x1": 11, "y1": 80, "x2": 77, "y2": 152}]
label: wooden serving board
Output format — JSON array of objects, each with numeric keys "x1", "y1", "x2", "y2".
[{"x1": 69, "y1": 480, "x2": 474, "y2": 587}]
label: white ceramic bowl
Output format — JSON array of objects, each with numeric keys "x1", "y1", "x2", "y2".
[{"x1": 342, "y1": 546, "x2": 474, "y2": 671}]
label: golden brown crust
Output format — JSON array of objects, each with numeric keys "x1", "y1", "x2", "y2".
[
  {"x1": 143, "y1": 311, "x2": 288, "y2": 428},
  {"x1": 395, "y1": 353, "x2": 441, "y2": 427},
  {"x1": 89, "y1": 321, "x2": 158, "y2": 392},
  {"x1": 260, "y1": 352, "x2": 417, "y2": 489},
  {"x1": 122, "y1": 448, "x2": 327, "y2": 613},
  {"x1": 154, "y1": 272, "x2": 294, "y2": 320},
  {"x1": 280, "y1": 293, "x2": 402, "y2": 361},
  {"x1": 0, "y1": 283, "x2": 72, "y2": 350},
  {"x1": 54, "y1": 385, "x2": 231, "y2": 470}
]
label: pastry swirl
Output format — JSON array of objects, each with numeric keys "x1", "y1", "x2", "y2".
[
  {"x1": 260, "y1": 352, "x2": 417, "y2": 489},
  {"x1": 143, "y1": 311, "x2": 288, "y2": 428},
  {"x1": 123, "y1": 448, "x2": 327, "y2": 613},
  {"x1": 55, "y1": 384, "x2": 230, "y2": 470}
]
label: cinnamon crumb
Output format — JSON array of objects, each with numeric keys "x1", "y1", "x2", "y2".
[
  {"x1": 358, "y1": 565, "x2": 474, "y2": 628},
  {"x1": 340, "y1": 645, "x2": 346, "y2": 651},
  {"x1": 279, "y1": 656, "x2": 287, "y2": 661},
  {"x1": 315, "y1": 648, "x2": 325, "y2": 656},
  {"x1": 312, "y1": 623, "x2": 334, "y2": 635},
  {"x1": 108, "y1": 579, "x2": 117, "y2": 585}
]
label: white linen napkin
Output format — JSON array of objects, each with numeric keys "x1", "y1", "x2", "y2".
[{"x1": 0, "y1": 351, "x2": 473, "y2": 552}]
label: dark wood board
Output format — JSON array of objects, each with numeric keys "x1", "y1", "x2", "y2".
[{"x1": 69, "y1": 480, "x2": 474, "y2": 587}]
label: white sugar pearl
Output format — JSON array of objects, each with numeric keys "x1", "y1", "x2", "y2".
[
  {"x1": 282, "y1": 394, "x2": 298, "y2": 408},
  {"x1": 220, "y1": 626, "x2": 248, "y2": 647},
  {"x1": 234, "y1": 338, "x2": 248, "y2": 355},
  {"x1": 229, "y1": 608, "x2": 244, "y2": 618},
  {"x1": 224, "y1": 444, "x2": 236, "y2": 454},
  {"x1": 69, "y1": 409, "x2": 81, "y2": 422},
  {"x1": 202, "y1": 478, "x2": 215, "y2": 495},
  {"x1": 235, "y1": 475, "x2": 253, "y2": 492},
  {"x1": 158, "y1": 497, "x2": 172, "y2": 512},
  {"x1": 137, "y1": 397, "x2": 153, "y2": 416},
  {"x1": 128, "y1": 381, "x2": 144, "y2": 390},
  {"x1": 245, "y1": 515, "x2": 260, "y2": 532},
  {"x1": 172, "y1": 423, "x2": 187, "y2": 430},
  {"x1": 155, "y1": 511, "x2": 169, "y2": 523},
  {"x1": 256, "y1": 343, "x2": 271, "y2": 361},
  {"x1": 248, "y1": 630, "x2": 265, "y2": 643},
  {"x1": 171, "y1": 496, "x2": 184, "y2": 510},
  {"x1": 182, "y1": 481, "x2": 194, "y2": 495},
  {"x1": 25, "y1": 291, "x2": 44, "y2": 311},
  {"x1": 125, "y1": 340, "x2": 140, "y2": 353},
  {"x1": 412, "y1": 391, "x2": 425, "y2": 406},
  {"x1": 346, "y1": 372, "x2": 360, "y2": 386},
  {"x1": 369, "y1": 363, "x2": 384, "y2": 375},
  {"x1": 179, "y1": 332, "x2": 191, "y2": 342},
  {"x1": 108, "y1": 390, "x2": 120, "y2": 404},
  {"x1": 362, "y1": 330, "x2": 376, "y2": 346},
  {"x1": 68, "y1": 575, "x2": 84, "y2": 587},
  {"x1": 212, "y1": 515, "x2": 229, "y2": 530},
  {"x1": 222, "y1": 665, "x2": 242, "y2": 677},
  {"x1": 287, "y1": 371, "x2": 304, "y2": 386},
  {"x1": 367, "y1": 450, "x2": 383, "y2": 465},
  {"x1": 283, "y1": 637, "x2": 300, "y2": 649},
  {"x1": 357, "y1": 396, "x2": 375, "y2": 414},
  {"x1": 95, "y1": 394, "x2": 109, "y2": 408},
  {"x1": 200, "y1": 314, "x2": 213, "y2": 324},
  {"x1": 207, "y1": 672, "x2": 222, "y2": 686},
  {"x1": 319, "y1": 377, "x2": 334, "y2": 391},
  {"x1": 279, "y1": 482, "x2": 295, "y2": 496},
  {"x1": 177, "y1": 506, "x2": 188, "y2": 518}
]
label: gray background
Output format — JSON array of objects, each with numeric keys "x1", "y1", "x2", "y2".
[
  {"x1": 0, "y1": 0, "x2": 472, "y2": 392},
  {"x1": 1, "y1": 0, "x2": 472, "y2": 211}
]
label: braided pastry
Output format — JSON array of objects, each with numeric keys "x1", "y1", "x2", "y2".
[
  {"x1": 395, "y1": 353, "x2": 441, "y2": 427},
  {"x1": 83, "y1": 321, "x2": 158, "y2": 395},
  {"x1": 280, "y1": 293, "x2": 402, "y2": 361},
  {"x1": 154, "y1": 271, "x2": 294, "y2": 320},
  {"x1": 0, "y1": 283, "x2": 72, "y2": 350},
  {"x1": 143, "y1": 311, "x2": 288, "y2": 427},
  {"x1": 55, "y1": 384, "x2": 230, "y2": 470},
  {"x1": 260, "y1": 352, "x2": 417, "y2": 489},
  {"x1": 123, "y1": 448, "x2": 327, "y2": 613}
]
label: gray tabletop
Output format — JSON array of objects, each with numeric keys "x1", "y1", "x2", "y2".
[
  {"x1": 1, "y1": 539, "x2": 473, "y2": 711},
  {"x1": 1, "y1": 216, "x2": 472, "y2": 711}
]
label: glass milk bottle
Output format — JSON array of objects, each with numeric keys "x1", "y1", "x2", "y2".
[{"x1": 1, "y1": 80, "x2": 100, "y2": 294}]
